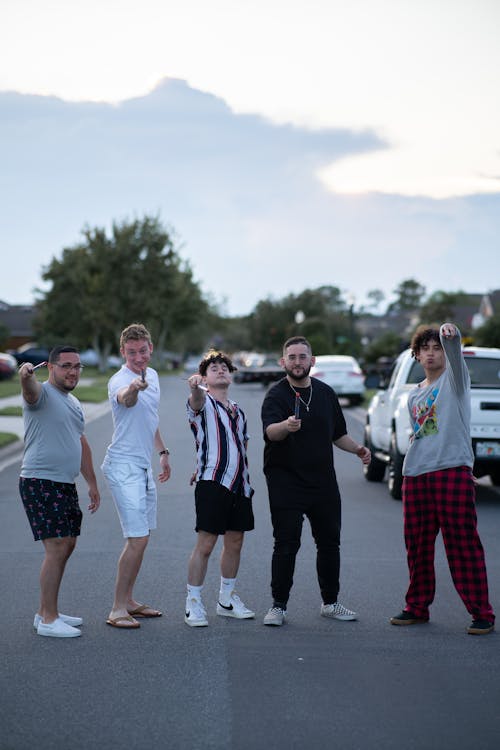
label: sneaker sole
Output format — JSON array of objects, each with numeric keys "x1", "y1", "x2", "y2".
[
  {"x1": 321, "y1": 613, "x2": 357, "y2": 621},
  {"x1": 390, "y1": 617, "x2": 428, "y2": 626},
  {"x1": 216, "y1": 607, "x2": 255, "y2": 619},
  {"x1": 184, "y1": 616, "x2": 208, "y2": 627},
  {"x1": 37, "y1": 629, "x2": 82, "y2": 638},
  {"x1": 263, "y1": 618, "x2": 285, "y2": 626},
  {"x1": 467, "y1": 625, "x2": 494, "y2": 635}
]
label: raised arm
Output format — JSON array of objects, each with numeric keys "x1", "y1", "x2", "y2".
[
  {"x1": 116, "y1": 375, "x2": 149, "y2": 408},
  {"x1": 440, "y1": 323, "x2": 469, "y2": 394},
  {"x1": 187, "y1": 373, "x2": 207, "y2": 411},
  {"x1": 19, "y1": 363, "x2": 43, "y2": 405}
]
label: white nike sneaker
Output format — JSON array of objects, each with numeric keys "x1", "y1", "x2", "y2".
[
  {"x1": 216, "y1": 591, "x2": 255, "y2": 619},
  {"x1": 184, "y1": 597, "x2": 208, "y2": 627}
]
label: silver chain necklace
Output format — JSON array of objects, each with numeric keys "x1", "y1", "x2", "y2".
[{"x1": 288, "y1": 378, "x2": 313, "y2": 412}]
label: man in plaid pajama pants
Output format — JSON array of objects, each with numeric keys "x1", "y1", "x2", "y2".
[{"x1": 390, "y1": 323, "x2": 495, "y2": 635}]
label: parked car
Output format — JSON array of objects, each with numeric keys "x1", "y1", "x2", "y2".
[
  {"x1": 183, "y1": 355, "x2": 202, "y2": 374},
  {"x1": 80, "y1": 348, "x2": 122, "y2": 368},
  {"x1": 364, "y1": 346, "x2": 500, "y2": 498},
  {"x1": 0, "y1": 352, "x2": 17, "y2": 380},
  {"x1": 310, "y1": 355, "x2": 365, "y2": 406},
  {"x1": 232, "y1": 354, "x2": 283, "y2": 386},
  {"x1": 14, "y1": 345, "x2": 50, "y2": 366}
]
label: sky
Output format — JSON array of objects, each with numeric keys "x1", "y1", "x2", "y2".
[{"x1": 1, "y1": 0, "x2": 499, "y2": 317}]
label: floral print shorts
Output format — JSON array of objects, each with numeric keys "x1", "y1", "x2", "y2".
[{"x1": 19, "y1": 477, "x2": 83, "y2": 541}]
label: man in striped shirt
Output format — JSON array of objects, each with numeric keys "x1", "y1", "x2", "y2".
[{"x1": 184, "y1": 350, "x2": 255, "y2": 627}]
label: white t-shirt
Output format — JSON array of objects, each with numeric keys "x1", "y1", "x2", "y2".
[{"x1": 104, "y1": 365, "x2": 160, "y2": 468}]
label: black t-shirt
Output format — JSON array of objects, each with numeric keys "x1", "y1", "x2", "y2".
[{"x1": 261, "y1": 377, "x2": 347, "y2": 489}]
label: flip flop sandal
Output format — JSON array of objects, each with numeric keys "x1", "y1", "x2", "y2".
[
  {"x1": 106, "y1": 615, "x2": 140, "y2": 629},
  {"x1": 127, "y1": 604, "x2": 162, "y2": 618}
]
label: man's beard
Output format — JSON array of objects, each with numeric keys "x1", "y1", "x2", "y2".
[{"x1": 284, "y1": 364, "x2": 311, "y2": 383}]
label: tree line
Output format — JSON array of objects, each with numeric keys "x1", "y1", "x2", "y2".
[{"x1": 29, "y1": 214, "x2": 500, "y2": 367}]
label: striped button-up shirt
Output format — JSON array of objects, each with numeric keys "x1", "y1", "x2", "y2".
[{"x1": 187, "y1": 393, "x2": 253, "y2": 498}]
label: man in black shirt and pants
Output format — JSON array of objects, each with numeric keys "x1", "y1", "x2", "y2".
[{"x1": 261, "y1": 336, "x2": 371, "y2": 626}]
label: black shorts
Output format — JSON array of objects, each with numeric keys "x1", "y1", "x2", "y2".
[
  {"x1": 19, "y1": 477, "x2": 83, "y2": 541},
  {"x1": 194, "y1": 480, "x2": 254, "y2": 535}
]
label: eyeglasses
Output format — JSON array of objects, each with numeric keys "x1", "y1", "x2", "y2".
[{"x1": 55, "y1": 363, "x2": 84, "y2": 372}]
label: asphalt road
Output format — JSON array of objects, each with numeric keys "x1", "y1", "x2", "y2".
[{"x1": 1, "y1": 376, "x2": 499, "y2": 750}]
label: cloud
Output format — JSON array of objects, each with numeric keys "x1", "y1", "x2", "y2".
[{"x1": 0, "y1": 78, "x2": 499, "y2": 317}]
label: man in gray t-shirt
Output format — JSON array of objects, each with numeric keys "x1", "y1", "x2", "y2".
[
  {"x1": 19, "y1": 345, "x2": 100, "y2": 638},
  {"x1": 390, "y1": 323, "x2": 494, "y2": 635}
]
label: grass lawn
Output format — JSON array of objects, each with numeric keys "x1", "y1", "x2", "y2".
[
  {"x1": 0, "y1": 406, "x2": 22, "y2": 416},
  {"x1": 0, "y1": 432, "x2": 19, "y2": 448}
]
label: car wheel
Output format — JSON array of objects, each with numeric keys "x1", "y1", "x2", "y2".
[
  {"x1": 362, "y1": 428, "x2": 386, "y2": 482},
  {"x1": 388, "y1": 434, "x2": 404, "y2": 500},
  {"x1": 349, "y1": 395, "x2": 363, "y2": 407}
]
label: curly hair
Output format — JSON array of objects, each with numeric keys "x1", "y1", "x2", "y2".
[
  {"x1": 198, "y1": 349, "x2": 237, "y2": 376},
  {"x1": 410, "y1": 325, "x2": 441, "y2": 359}
]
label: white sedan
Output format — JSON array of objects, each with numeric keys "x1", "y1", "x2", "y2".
[{"x1": 310, "y1": 355, "x2": 365, "y2": 406}]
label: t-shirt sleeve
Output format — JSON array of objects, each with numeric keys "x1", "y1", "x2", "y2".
[
  {"x1": 261, "y1": 386, "x2": 288, "y2": 434},
  {"x1": 331, "y1": 392, "x2": 347, "y2": 440}
]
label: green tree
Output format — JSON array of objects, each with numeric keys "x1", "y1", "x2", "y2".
[
  {"x1": 475, "y1": 314, "x2": 500, "y2": 348},
  {"x1": 33, "y1": 215, "x2": 212, "y2": 368},
  {"x1": 365, "y1": 289, "x2": 385, "y2": 313},
  {"x1": 387, "y1": 279, "x2": 426, "y2": 313},
  {"x1": 418, "y1": 290, "x2": 468, "y2": 326},
  {"x1": 247, "y1": 286, "x2": 355, "y2": 354},
  {"x1": 363, "y1": 331, "x2": 403, "y2": 365}
]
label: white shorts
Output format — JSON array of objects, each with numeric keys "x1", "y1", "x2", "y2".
[{"x1": 101, "y1": 456, "x2": 157, "y2": 538}]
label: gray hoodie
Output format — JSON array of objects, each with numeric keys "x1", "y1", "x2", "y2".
[{"x1": 403, "y1": 325, "x2": 474, "y2": 477}]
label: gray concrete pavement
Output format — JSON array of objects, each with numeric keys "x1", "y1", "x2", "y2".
[{"x1": 1, "y1": 376, "x2": 499, "y2": 750}]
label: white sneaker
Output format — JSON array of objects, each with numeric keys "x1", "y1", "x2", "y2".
[
  {"x1": 216, "y1": 591, "x2": 255, "y2": 619},
  {"x1": 184, "y1": 597, "x2": 208, "y2": 627},
  {"x1": 320, "y1": 602, "x2": 357, "y2": 621},
  {"x1": 37, "y1": 617, "x2": 82, "y2": 638},
  {"x1": 34, "y1": 613, "x2": 83, "y2": 629},
  {"x1": 263, "y1": 606, "x2": 286, "y2": 626}
]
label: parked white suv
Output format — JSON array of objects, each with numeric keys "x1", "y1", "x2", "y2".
[{"x1": 364, "y1": 346, "x2": 500, "y2": 498}]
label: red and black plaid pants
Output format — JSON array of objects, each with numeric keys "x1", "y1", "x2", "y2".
[{"x1": 402, "y1": 466, "x2": 494, "y2": 621}]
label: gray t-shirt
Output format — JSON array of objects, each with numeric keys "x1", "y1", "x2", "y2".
[
  {"x1": 403, "y1": 327, "x2": 474, "y2": 477},
  {"x1": 20, "y1": 381, "x2": 85, "y2": 483}
]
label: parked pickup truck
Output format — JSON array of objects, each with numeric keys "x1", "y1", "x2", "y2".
[{"x1": 364, "y1": 346, "x2": 500, "y2": 499}]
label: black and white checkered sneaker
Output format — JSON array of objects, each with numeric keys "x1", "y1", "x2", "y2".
[{"x1": 320, "y1": 602, "x2": 357, "y2": 621}]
